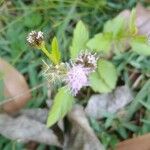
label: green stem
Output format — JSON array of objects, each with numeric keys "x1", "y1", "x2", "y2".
[{"x1": 40, "y1": 43, "x2": 56, "y2": 65}]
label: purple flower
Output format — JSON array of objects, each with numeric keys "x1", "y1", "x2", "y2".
[{"x1": 66, "y1": 65, "x2": 89, "y2": 95}]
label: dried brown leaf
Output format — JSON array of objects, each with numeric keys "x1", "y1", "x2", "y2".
[
  {"x1": 0, "y1": 58, "x2": 31, "y2": 113},
  {"x1": 64, "y1": 105, "x2": 104, "y2": 150},
  {"x1": 0, "y1": 109, "x2": 61, "y2": 147},
  {"x1": 136, "y1": 3, "x2": 150, "y2": 35},
  {"x1": 20, "y1": 108, "x2": 48, "y2": 123},
  {"x1": 116, "y1": 133, "x2": 150, "y2": 150},
  {"x1": 119, "y1": 3, "x2": 150, "y2": 35}
]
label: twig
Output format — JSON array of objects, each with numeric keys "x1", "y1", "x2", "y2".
[{"x1": 0, "y1": 82, "x2": 47, "y2": 106}]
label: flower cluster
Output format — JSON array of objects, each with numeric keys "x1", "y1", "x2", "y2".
[
  {"x1": 65, "y1": 64, "x2": 89, "y2": 95},
  {"x1": 43, "y1": 61, "x2": 68, "y2": 85},
  {"x1": 75, "y1": 51, "x2": 98, "y2": 72},
  {"x1": 66, "y1": 52, "x2": 98, "y2": 95},
  {"x1": 27, "y1": 31, "x2": 44, "y2": 47},
  {"x1": 27, "y1": 31, "x2": 99, "y2": 95}
]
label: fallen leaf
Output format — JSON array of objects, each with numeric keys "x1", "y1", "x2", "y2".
[
  {"x1": 0, "y1": 58, "x2": 31, "y2": 113},
  {"x1": 116, "y1": 133, "x2": 150, "y2": 150},
  {"x1": 119, "y1": 3, "x2": 150, "y2": 36},
  {"x1": 85, "y1": 86, "x2": 133, "y2": 119},
  {"x1": 136, "y1": 3, "x2": 150, "y2": 35},
  {"x1": 0, "y1": 109, "x2": 61, "y2": 147},
  {"x1": 64, "y1": 105, "x2": 105, "y2": 150},
  {"x1": 20, "y1": 108, "x2": 48, "y2": 123}
]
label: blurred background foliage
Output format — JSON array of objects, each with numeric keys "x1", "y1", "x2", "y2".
[{"x1": 0, "y1": 0, "x2": 149, "y2": 149}]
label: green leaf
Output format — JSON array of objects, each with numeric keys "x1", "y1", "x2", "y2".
[
  {"x1": 104, "y1": 116, "x2": 115, "y2": 129},
  {"x1": 89, "y1": 59, "x2": 117, "y2": 93},
  {"x1": 50, "y1": 37, "x2": 61, "y2": 64},
  {"x1": 122, "y1": 122, "x2": 139, "y2": 132},
  {"x1": 47, "y1": 86, "x2": 74, "y2": 128},
  {"x1": 129, "y1": 8, "x2": 137, "y2": 35},
  {"x1": 117, "y1": 127, "x2": 128, "y2": 139},
  {"x1": 70, "y1": 20, "x2": 89, "y2": 59},
  {"x1": 131, "y1": 36, "x2": 150, "y2": 56},
  {"x1": 104, "y1": 16, "x2": 125, "y2": 39},
  {"x1": 87, "y1": 33, "x2": 112, "y2": 53},
  {"x1": 89, "y1": 71, "x2": 112, "y2": 93},
  {"x1": 98, "y1": 59, "x2": 118, "y2": 90}
]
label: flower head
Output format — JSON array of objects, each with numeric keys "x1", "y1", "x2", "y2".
[
  {"x1": 66, "y1": 64, "x2": 89, "y2": 95},
  {"x1": 43, "y1": 61, "x2": 68, "y2": 85},
  {"x1": 75, "y1": 51, "x2": 98, "y2": 72},
  {"x1": 27, "y1": 31, "x2": 44, "y2": 47}
]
